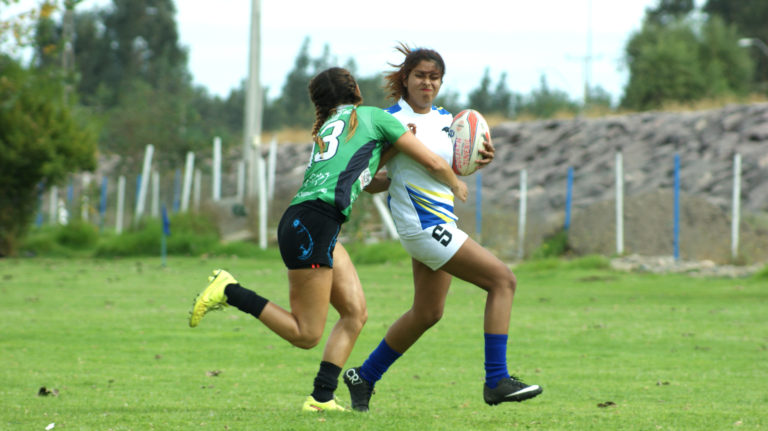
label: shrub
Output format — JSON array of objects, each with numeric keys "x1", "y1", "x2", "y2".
[
  {"x1": 55, "y1": 220, "x2": 99, "y2": 249},
  {"x1": 531, "y1": 229, "x2": 571, "y2": 259},
  {"x1": 753, "y1": 265, "x2": 768, "y2": 280},
  {"x1": 95, "y1": 213, "x2": 220, "y2": 257}
]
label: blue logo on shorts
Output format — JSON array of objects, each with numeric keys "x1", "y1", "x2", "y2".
[{"x1": 293, "y1": 218, "x2": 314, "y2": 261}]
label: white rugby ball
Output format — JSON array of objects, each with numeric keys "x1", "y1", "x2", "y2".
[{"x1": 450, "y1": 109, "x2": 491, "y2": 176}]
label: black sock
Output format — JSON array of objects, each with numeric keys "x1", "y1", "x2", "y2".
[
  {"x1": 224, "y1": 284, "x2": 268, "y2": 319},
  {"x1": 311, "y1": 361, "x2": 341, "y2": 403}
]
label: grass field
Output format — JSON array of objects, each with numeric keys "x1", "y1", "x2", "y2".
[{"x1": 1, "y1": 254, "x2": 767, "y2": 430}]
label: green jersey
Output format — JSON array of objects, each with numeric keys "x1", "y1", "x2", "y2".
[{"x1": 291, "y1": 105, "x2": 407, "y2": 220}]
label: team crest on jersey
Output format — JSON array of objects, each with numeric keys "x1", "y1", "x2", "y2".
[{"x1": 358, "y1": 168, "x2": 372, "y2": 188}]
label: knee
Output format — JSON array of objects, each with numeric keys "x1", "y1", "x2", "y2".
[
  {"x1": 415, "y1": 306, "x2": 444, "y2": 329},
  {"x1": 504, "y1": 268, "x2": 517, "y2": 295},
  {"x1": 339, "y1": 298, "x2": 368, "y2": 333},
  {"x1": 347, "y1": 304, "x2": 368, "y2": 334},
  {"x1": 292, "y1": 333, "x2": 322, "y2": 350},
  {"x1": 291, "y1": 337, "x2": 320, "y2": 350},
  {"x1": 491, "y1": 267, "x2": 516, "y2": 296}
]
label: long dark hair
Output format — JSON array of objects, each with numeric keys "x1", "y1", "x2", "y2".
[
  {"x1": 308, "y1": 67, "x2": 363, "y2": 151},
  {"x1": 384, "y1": 42, "x2": 446, "y2": 103}
]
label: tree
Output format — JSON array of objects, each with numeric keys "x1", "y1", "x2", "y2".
[
  {"x1": 519, "y1": 75, "x2": 579, "y2": 118},
  {"x1": 645, "y1": 0, "x2": 694, "y2": 25},
  {"x1": 0, "y1": 56, "x2": 97, "y2": 256},
  {"x1": 467, "y1": 68, "x2": 493, "y2": 113},
  {"x1": 489, "y1": 72, "x2": 514, "y2": 117},
  {"x1": 704, "y1": 0, "x2": 768, "y2": 89},
  {"x1": 274, "y1": 37, "x2": 315, "y2": 128},
  {"x1": 621, "y1": 16, "x2": 753, "y2": 110}
]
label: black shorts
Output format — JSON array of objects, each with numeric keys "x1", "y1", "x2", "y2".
[{"x1": 277, "y1": 200, "x2": 344, "y2": 269}]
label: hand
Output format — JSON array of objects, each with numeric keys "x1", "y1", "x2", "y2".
[
  {"x1": 452, "y1": 180, "x2": 468, "y2": 202},
  {"x1": 407, "y1": 123, "x2": 417, "y2": 134},
  {"x1": 477, "y1": 135, "x2": 495, "y2": 168},
  {"x1": 364, "y1": 170, "x2": 391, "y2": 194}
]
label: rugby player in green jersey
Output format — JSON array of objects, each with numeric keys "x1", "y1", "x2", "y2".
[{"x1": 188, "y1": 67, "x2": 467, "y2": 412}]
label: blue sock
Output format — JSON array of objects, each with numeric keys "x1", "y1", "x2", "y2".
[
  {"x1": 484, "y1": 333, "x2": 510, "y2": 388},
  {"x1": 359, "y1": 339, "x2": 402, "y2": 386}
]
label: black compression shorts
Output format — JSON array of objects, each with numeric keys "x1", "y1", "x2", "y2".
[{"x1": 277, "y1": 200, "x2": 344, "y2": 269}]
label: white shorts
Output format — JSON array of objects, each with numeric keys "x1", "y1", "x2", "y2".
[{"x1": 398, "y1": 222, "x2": 469, "y2": 270}]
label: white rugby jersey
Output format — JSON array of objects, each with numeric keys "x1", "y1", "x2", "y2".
[{"x1": 385, "y1": 98, "x2": 457, "y2": 237}]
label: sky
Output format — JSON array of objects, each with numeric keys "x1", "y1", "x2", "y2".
[{"x1": 4, "y1": 0, "x2": 692, "y2": 104}]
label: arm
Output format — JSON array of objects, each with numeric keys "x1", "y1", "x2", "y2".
[
  {"x1": 364, "y1": 170, "x2": 390, "y2": 194},
  {"x1": 392, "y1": 131, "x2": 468, "y2": 202},
  {"x1": 364, "y1": 145, "x2": 398, "y2": 194}
]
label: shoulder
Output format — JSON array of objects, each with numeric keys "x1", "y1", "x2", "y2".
[
  {"x1": 384, "y1": 103, "x2": 402, "y2": 115},
  {"x1": 431, "y1": 105, "x2": 452, "y2": 117}
]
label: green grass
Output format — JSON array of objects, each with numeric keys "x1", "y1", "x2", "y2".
[{"x1": 1, "y1": 256, "x2": 766, "y2": 430}]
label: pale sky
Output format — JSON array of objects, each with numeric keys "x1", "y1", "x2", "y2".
[{"x1": 4, "y1": 0, "x2": 703, "y2": 104}]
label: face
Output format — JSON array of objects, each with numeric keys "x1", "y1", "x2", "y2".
[{"x1": 403, "y1": 60, "x2": 442, "y2": 114}]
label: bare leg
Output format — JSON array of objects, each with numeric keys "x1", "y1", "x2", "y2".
[
  {"x1": 257, "y1": 267, "x2": 333, "y2": 349},
  {"x1": 440, "y1": 237, "x2": 516, "y2": 334},
  {"x1": 384, "y1": 258, "x2": 452, "y2": 353},
  {"x1": 321, "y1": 243, "x2": 368, "y2": 367}
]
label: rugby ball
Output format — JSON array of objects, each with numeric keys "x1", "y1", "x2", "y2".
[{"x1": 450, "y1": 109, "x2": 491, "y2": 176}]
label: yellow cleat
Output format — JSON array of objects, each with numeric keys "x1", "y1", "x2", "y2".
[
  {"x1": 189, "y1": 269, "x2": 238, "y2": 327},
  {"x1": 301, "y1": 396, "x2": 347, "y2": 412}
]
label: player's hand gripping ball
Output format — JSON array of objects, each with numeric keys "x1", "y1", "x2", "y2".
[{"x1": 450, "y1": 109, "x2": 491, "y2": 176}]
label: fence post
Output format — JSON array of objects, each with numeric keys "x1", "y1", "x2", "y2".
[
  {"x1": 564, "y1": 166, "x2": 573, "y2": 231},
  {"x1": 236, "y1": 159, "x2": 245, "y2": 203},
  {"x1": 116, "y1": 175, "x2": 126, "y2": 234},
  {"x1": 172, "y1": 168, "x2": 181, "y2": 212},
  {"x1": 731, "y1": 152, "x2": 742, "y2": 261},
  {"x1": 213, "y1": 136, "x2": 222, "y2": 202},
  {"x1": 181, "y1": 152, "x2": 195, "y2": 212},
  {"x1": 615, "y1": 150, "x2": 624, "y2": 255},
  {"x1": 151, "y1": 170, "x2": 160, "y2": 218},
  {"x1": 193, "y1": 168, "x2": 202, "y2": 212},
  {"x1": 48, "y1": 186, "x2": 58, "y2": 225},
  {"x1": 673, "y1": 153, "x2": 680, "y2": 261},
  {"x1": 517, "y1": 169, "x2": 527, "y2": 260},
  {"x1": 35, "y1": 181, "x2": 44, "y2": 227},
  {"x1": 267, "y1": 136, "x2": 277, "y2": 201},
  {"x1": 135, "y1": 144, "x2": 154, "y2": 220},
  {"x1": 99, "y1": 177, "x2": 108, "y2": 231},
  {"x1": 81, "y1": 173, "x2": 91, "y2": 222},
  {"x1": 373, "y1": 194, "x2": 398, "y2": 240}
]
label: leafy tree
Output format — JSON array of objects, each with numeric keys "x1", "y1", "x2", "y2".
[
  {"x1": 102, "y1": 0, "x2": 189, "y2": 94},
  {"x1": 698, "y1": 16, "x2": 753, "y2": 97},
  {"x1": 489, "y1": 72, "x2": 514, "y2": 117},
  {"x1": 356, "y1": 74, "x2": 388, "y2": 109},
  {"x1": 274, "y1": 37, "x2": 315, "y2": 128},
  {"x1": 585, "y1": 85, "x2": 614, "y2": 110},
  {"x1": 519, "y1": 75, "x2": 579, "y2": 118},
  {"x1": 622, "y1": 21, "x2": 703, "y2": 110},
  {"x1": 645, "y1": 0, "x2": 695, "y2": 25},
  {"x1": 467, "y1": 68, "x2": 493, "y2": 113},
  {"x1": 621, "y1": 16, "x2": 752, "y2": 110},
  {"x1": 0, "y1": 56, "x2": 97, "y2": 256},
  {"x1": 704, "y1": 0, "x2": 768, "y2": 89}
]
